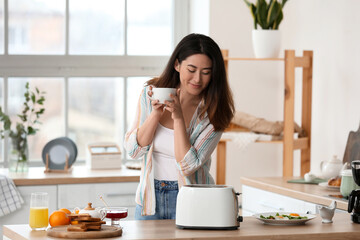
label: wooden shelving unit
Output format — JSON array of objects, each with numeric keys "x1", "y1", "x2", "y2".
[{"x1": 216, "y1": 49, "x2": 313, "y2": 184}]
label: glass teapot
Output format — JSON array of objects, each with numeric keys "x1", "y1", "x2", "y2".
[
  {"x1": 74, "y1": 202, "x2": 106, "y2": 219},
  {"x1": 320, "y1": 155, "x2": 343, "y2": 180}
]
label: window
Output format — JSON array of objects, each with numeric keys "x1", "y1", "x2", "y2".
[
  {"x1": 0, "y1": 0, "x2": 189, "y2": 167},
  {"x1": 8, "y1": 78, "x2": 64, "y2": 162},
  {"x1": 68, "y1": 77, "x2": 123, "y2": 160},
  {"x1": 127, "y1": 0, "x2": 173, "y2": 55},
  {"x1": 0, "y1": 0, "x2": 4, "y2": 54},
  {"x1": 8, "y1": 0, "x2": 66, "y2": 54},
  {"x1": 69, "y1": 0, "x2": 125, "y2": 55}
]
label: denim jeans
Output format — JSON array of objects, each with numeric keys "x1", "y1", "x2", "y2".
[{"x1": 135, "y1": 179, "x2": 179, "y2": 220}]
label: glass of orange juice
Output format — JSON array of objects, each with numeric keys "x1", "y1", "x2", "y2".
[{"x1": 29, "y1": 192, "x2": 49, "y2": 230}]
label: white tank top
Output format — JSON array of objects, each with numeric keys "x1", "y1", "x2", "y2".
[{"x1": 152, "y1": 123, "x2": 177, "y2": 181}]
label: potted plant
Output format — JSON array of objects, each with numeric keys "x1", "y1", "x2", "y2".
[
  {"x1": 0, "y1": 82, "x2": 46, "y2": 172},
  {"x1": 243, "y1": 0, "x2": 288, "y2": 58}
]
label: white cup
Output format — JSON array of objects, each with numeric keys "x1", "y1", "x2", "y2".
[{"x1": 151, "y1": 88, "x2": 176, "y2": 104}]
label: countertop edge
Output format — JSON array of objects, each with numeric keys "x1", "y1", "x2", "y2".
[
  {"x1": 13, "y1": 176, "x2": 140, "y2": 185},
  {"x1": 240, "y1": 176, "x2": 348, "y2": 211}
]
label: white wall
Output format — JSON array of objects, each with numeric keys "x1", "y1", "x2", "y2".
[{"x1": 207, "y1": 0, "x2": 360, "y2": 192}]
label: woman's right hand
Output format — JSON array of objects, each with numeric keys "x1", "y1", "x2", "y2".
[{"x1": 148, "y1": 86, "x2": 165, "y2": 115}]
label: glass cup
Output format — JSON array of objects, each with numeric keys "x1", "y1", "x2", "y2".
[
  {"x1": 104, "y1": 207, "x2": 128, "y2": 227},
  {"x1": 29, "y1": 192, "x2": 49, "y2": 230}
]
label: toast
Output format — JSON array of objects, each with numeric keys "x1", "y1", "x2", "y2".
[{"x1": 67, "y1": 213, "x2": 105, "y2": 232}]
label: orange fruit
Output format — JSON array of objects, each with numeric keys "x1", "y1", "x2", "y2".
[
  {"x1": 74, "y1": 209, "x2": 79, "y2": 214},
  {"x1": 49, "y1": 210, "x2": 70, "y2": 227},
  {"x1": 59, "y1": 208, "x2": 71, "y2": 214}
]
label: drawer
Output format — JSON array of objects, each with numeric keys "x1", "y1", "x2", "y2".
[
  {"x1": 58, "y1": 182, "x2": 138, "y2": 218},
  {"x1": 242, "y1": 185, "x2": 317, "y2": 216}
]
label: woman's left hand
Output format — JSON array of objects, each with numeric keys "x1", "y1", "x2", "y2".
[{"x1": 164, "y1": 88, "x2": 183, "y2": 120}]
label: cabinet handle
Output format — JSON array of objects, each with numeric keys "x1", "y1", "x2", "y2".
[
  {"x1": 259, "y1": 201, "x2": 284, "y2": 211},
  {"x1": 105, "y1": 193, "x2": 134, "y2": 198}
]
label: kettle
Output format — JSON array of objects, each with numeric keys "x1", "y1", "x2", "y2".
[
  {"x1": 320, "y1": 155, "x2": 343, "y2": 179},
  {"x1": 176, "y1": 184, "x2": 243, "y2": 230},
  {"x1": 74, "y1": 202, "x2": 106, "y2": 219}
]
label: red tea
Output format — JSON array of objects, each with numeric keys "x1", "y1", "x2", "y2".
[{"x1": 106, "y1": 211, "x2": 128, "y2": 219}]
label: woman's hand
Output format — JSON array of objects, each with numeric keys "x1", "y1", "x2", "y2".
[
  {"x1": 148, "y1": 86, "x2": 165, "y2": 116},
  {"x1": 164, "y1": 88, "x2": 184, "y2": 120}
]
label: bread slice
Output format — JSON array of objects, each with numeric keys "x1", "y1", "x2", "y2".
[
  {"x1": 72, "y1": 217, "x2": 101, "y2": 222},
  {"x1": 67, "y1": 225, "x2": 87, "y2": 232}
]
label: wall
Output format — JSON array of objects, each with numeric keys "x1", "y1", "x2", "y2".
[{"x1": 207, "y1": 0, "x2": 360, "y2": 192}]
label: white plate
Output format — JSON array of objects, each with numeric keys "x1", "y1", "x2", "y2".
[
  {"x1": 318, "y1": 182, "x2": 340, "y2": 190},
  {"x1": 42, "y1": 137, "x2": 77, "y2": 170},
  {"x1": 253, "y1": 212, "x2": 316, "y2": 225}
]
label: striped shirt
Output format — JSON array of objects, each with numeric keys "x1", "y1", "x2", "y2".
[{"x1": 124, "y1": 86, "x2": 222, "y2": 216}]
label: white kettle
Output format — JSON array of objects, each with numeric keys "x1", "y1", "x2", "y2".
[
  {"x1": 176, "y1": 184, "x2": 243, "y2": 230},
  {"x1": 320, "y1": 155, "x2": 343, "y2": 180}
]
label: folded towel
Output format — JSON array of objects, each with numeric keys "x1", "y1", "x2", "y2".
[
  {"x1": 231, "y1": 111, "x2": 306, "y2": 137},
  {"x1": 0, "y1": 175, "x2": 24, "y2": 217},
  {"x1": 222, "y1": 132, "x2": 268, "y2": 151}
]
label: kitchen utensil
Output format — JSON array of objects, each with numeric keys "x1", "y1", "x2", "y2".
[
  {"x1": 176, "y1": 184, "x2": 243, "y2": 230},
  {"x1": 347, "y1": 160, "x2": 360, "y2": 223},
  {"x1": 29, "y1": 192, "x2": 49, "y2": 230},
  {"x1": 99, "y1": 195, "x2": 109, "y2": 207},
  {"x1": 317, "y1": 200, "x2": 336, "y2": 223},
  {"x1": 42, "y1": 137, "x2": 77, "y2": 170},
  {"x1": 47, "y1": 225, "x2": 122, "y2": 239},
  {"x1": 320, "y1": 155, "x2": 343, "y2": 180},
  {"x1": 253, "y1": 212, "x2": 316, "y2": 225},
  {"x1": 74, "y1": 203, "x2": 106, "y2": 220},
  {"x1": 340, "y1": 169, "x2": 360, "y2": 197},
  {"x1": 343, "y1": 125, "x2": 360, "y2": 164},
  {"x1": 103, "y1": 207, "x2": 128, "y2": 227}
]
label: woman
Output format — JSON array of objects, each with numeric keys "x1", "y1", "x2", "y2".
[{"x1": 124, "y1": 33, "x2": 234, "y2": 220}]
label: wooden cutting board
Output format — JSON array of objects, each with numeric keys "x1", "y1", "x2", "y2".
[
  {"x1": 47, "y1": 225, "x2": 122, "y2": 239},
  {"x1": 343, "y1": 124, "x2": 360, "y2": 164}
]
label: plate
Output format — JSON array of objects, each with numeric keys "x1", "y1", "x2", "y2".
[
  {"x1": 253, "y1": 212, "x2": 316, "y2": 225},
  {"x1": 318, "y1": 182, "x2": 340, "y2": 190},
  {"x1": 42, "y1": 137, "x2": 77, "y2": 170}
]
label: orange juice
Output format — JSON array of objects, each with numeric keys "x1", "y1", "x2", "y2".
[{"x1": 29, "y1": 207, "x2": 49, "y2": 230}]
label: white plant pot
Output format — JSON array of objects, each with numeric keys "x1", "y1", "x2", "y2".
[{"x1": 252, "y1": 29, "x2": 281, "y2": 58}]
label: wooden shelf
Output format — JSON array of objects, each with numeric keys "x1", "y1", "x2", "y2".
[
  {"x1": 216, "y1": 49, "x2": 313, "y2": 184},
  {"x1": 225, "y1": 57, "x2": 284, "y2": 61}
]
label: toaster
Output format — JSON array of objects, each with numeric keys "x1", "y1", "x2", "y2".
[{"x1": 176, "y1": 184, "x2": 243, "y2": 230}]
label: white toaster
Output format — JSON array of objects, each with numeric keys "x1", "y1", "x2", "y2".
[{"x1": 176, "y1": 184, "x2": 243, "y2": 230}]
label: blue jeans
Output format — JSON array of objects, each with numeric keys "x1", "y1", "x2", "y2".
[{"x1": 135, "y1": 179, "x2": 179, "y2": 220}]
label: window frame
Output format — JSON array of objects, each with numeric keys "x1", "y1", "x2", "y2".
[{"x1": 0, "y1": 0, "x2": 190, "y2": 167}]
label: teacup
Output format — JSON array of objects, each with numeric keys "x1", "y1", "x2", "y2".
[
  {"x1": 151, "y1": 87, "x2": 177, "y2": 104},
  {"x1": 103, "y1": 207, "x2": 128, "y2": 227}
]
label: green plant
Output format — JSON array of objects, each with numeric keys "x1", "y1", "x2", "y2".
[
  {"x1": 0, "y1": 82, "x2": 46, "y2": 169},
  {"x1": 243, "y1": 0, "x2": 288, "y2": 29}
]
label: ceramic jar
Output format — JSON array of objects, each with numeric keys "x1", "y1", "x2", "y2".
[
  {"x1": 320, "y1": 155, "x2": 343, "y2": 180},
  {"x1": 340, "y1": 170, "x2": 360, "y2": 198}
]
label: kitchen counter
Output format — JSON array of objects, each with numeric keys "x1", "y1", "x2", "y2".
[
  {"x1": 3, "y1": 213, "x2": 360, "y2": 240},
  {"x1": 241, "y1": 176, "x2": 348, "y2": 211},
  {"x1": 0, "y1": 166, "x2": 140, "y2": 185}
]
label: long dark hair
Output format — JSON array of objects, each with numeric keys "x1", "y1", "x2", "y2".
[{"x1": 147, "y1": 33, "x2": 234, "y2": 131}]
